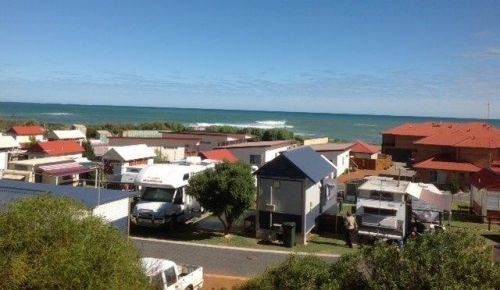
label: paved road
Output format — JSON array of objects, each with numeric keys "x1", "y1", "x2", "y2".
[{"x1": 132, "y1": 237, "x2": 339, "y2": 277}]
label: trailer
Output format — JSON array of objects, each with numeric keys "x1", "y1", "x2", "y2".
[{"x1": 356, "y1": 176, "x2": 451, "y2": 241}]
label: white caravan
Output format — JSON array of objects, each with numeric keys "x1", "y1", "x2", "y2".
[
  {"x1": 356, "y1": 176, "x2": 450, "y2": 240},
  {"x1": 356, "y1": 176, "x2": 411, "y2": 240},
  {"x1": 131, "y1": 157, "x2": 215, "y2": 227}
]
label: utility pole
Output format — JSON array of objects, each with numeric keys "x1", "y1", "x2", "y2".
[{"x1": 487, "y1": 101, "x2": 490, "y2": 120}]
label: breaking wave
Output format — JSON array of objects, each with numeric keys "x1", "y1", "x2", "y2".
[
  {"x1": 188, "y1": 120, "x2": 293, "y2": 130},
  {"x1": 42, "y1": 112, "x2": 73, "y2": 116},
  {"x1": 353, "y1": 123, "x2": 377, "y2": 127}
]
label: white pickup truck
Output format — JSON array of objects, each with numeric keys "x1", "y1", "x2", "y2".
[{"x1": 141, "y1": 257, "x2": 203, "y2": 290}]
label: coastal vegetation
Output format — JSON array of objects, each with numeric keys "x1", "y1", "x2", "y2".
[
  {"x1": 0, "y1": 118, "x2": 298, "y2": 141},
  {"x1": 240, "y1": 230, "x2": 500, "y2": 290},
  {"x1": 0, "y1": 195, "x2": 150, "y2": 290}
]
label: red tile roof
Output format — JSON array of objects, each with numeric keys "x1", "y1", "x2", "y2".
[
  {"x1": 349, "y1": 140, "x2": 379, "y2": 154},
  {"x1": 413, "y1": 156, "x2": 481, "y2": 173},
  {"x1": 7, "y1": 125, "x2": 45, "y2": 136},
  {"x1": 384, "y1": 122, "x2": 500, "y2": 149},
  {"x1": 199, "y1": 149, "x2": 238, "y2": 163},
  {"x1": 470, "y1": 167, "x2": 500, "y2": 190},
  {"x1": 29, "y1": 140, "x2": 84, "y2": 156}
]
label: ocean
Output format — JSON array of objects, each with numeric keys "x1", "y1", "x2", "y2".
[{"x1": 1, "y1": 102, "x2": 498, "y2": 144}]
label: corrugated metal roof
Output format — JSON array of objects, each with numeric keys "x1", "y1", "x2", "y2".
[
  {"x1": 49, "y1": 130, "x2": 86, "y2": 140},
  {"x1": 29, "y1": 140, "x2": 84, "y2": 156},
  {"x1": 122, "y1": 130, "x2": 162, "y2": 138},
  {"x1": 0, "y1": 179, "x2": 135, "y2": 208},
  {"x1": 282, "y1": 147, "x2": 335, "y2": 183},
  {"x1": 199, "y1": 149, "x2": 238, "y2": 163},
  {"x1": 7, "y1": 126, "x2": 45, "y2": 136},
  {"x1": 103, "y1": 144, "x2": 156, "y2": 161},
  {"x1": 39, "y1": 162, "x2": 93, "y2": 177},
  {"x1": 256, "y1": 146, "x2": 335, "y2": 183}
]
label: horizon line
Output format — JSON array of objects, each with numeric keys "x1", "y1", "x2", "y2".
[{"x1": 0, "y1": 100, "x2": 498, "y2": 122}]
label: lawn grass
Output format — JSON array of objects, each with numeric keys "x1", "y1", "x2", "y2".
[
  {"x1": 131, "y1": 222, "x2": 356, "y2": 255},
  {"x1": 447, "y1": 219, "x2": 500, "y2": 243},
  {"x1": 131, "y1": 210, "x2": 500, "y2": 256}
]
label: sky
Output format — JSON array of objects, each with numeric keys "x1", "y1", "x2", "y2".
[{"x1": 0, "y1": 1, "x2": 499, "y2": 118}]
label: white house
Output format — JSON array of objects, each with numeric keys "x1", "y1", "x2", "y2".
[
  {"x1": 255, "y1": 146, "x2": 336, "y2": 245},
  {"x1": 47, "y1": 129, "x2": 86, "y2": 143},
  {"x1": 6, "y1": 125, "x2": 45, "y2": 145},
  {"x1": 102, "y1": 144, "x2": 155, "y2": 186},
  {"x1": 470, "y1": 166, "x2": 500, "y2": 218},
  {"x1": 218, "y1": 140, "x2": 295, "y2": 167},
  {"x1": 309, "y1": 143, "x2": 351, "y2": 177},
  {"x1": 0, "y1": 180, "x2": 134, "y2": 234},
  {"x1": 0, "y1": 135, "x2": 20, "y2": 172}
]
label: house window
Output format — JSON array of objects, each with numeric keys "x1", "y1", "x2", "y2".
[
  {"x1": 164, "y1": 266, "x2": 177, "y2": 286},
  {"x1": 273, "y1": 180, "x2": 280, "y2": 189},
  {"x1": 430, "y1": 171, "x2": 438, "y2": 182},
  {"x1": 249, "y1": 154, "x2": 261, "y2": 165},
  {"x1": 363, "y1": 206, "x2": 397, "y2": 216},
  {"x1": 369, "y1": 191, "x2": 394, "y2": 201}
]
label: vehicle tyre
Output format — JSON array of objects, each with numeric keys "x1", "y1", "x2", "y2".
[{"x1": 184, "y1": 285, "x2": 193, "y2": 290}]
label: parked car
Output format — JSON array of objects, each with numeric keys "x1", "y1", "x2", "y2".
[{"x1": 141, "y1": 257, "x2": 203, "y2": 290}]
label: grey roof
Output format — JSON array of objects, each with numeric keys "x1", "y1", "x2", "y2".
[
  {"x1": 0, "y1": 180, "x2": 135, "y2": 208},
  {"x1": 256, "y1": 146, "x2": 335, "y2": 183},
  {"x1": 282, "y1": 146, "x2": 335, "y2": 183}
]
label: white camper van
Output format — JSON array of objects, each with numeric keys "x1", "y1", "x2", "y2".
[{"x1": 131, "y1": 157, "x2": 215, "y2": 227}]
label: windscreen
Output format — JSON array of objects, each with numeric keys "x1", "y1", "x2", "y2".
[{"x1": 142, "y1": 187, "x2": 176, "y2": 202}]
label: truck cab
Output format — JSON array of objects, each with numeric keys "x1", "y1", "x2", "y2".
[
  {"x1": 141, "y1": 257, "x2": 203, "y2": 290},
  {"x1": 131, "y1": 158, "x2": 214, "y2": 227}
]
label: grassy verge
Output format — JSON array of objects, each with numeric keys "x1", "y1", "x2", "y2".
[{"x1": 131, "y1": 223, "x2": 356, "y2": 255}]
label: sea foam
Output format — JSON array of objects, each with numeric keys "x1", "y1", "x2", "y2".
[
  {"x1": 42, "y1": 112, "x2": 73, "y2": 116},
  {"x1": 188, "y1": 120, "x2": 293, "y2": 130}
]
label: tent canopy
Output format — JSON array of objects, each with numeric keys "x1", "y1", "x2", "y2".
[{"x1": 406, "y1": 183, "x2": 451, "y2": 211}]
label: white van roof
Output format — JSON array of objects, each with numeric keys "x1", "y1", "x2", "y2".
[{"x1": 134, "y1": 162, "x2": 215, "y2": 188}]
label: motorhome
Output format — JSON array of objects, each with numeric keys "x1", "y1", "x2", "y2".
[{"x1": 131, "y1": 157, "x2": 215, "y2": 227}]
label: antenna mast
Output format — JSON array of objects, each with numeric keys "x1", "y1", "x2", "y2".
[{"x1": 487, "y1": 101, "x2": 490, "y2": 120}]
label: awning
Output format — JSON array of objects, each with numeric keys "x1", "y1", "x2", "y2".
[
  {"x1": 358, "y1": 199, "x2": 400, "y2": 210},
  {"x1": 406, "y1": 183, "x2": 451, "y2": 211},
  {"x1": 1, "y1": 174, "x2": 26, "y2": 181},
  {"x1": 39, "y1": 162, "x2": 94, "y2": 177}
]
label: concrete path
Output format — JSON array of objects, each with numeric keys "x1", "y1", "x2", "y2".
[{"x1": 132, "y1": 237, "x2": 340, "y2": 277}]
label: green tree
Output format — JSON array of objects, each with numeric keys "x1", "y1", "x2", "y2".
[
  {"x1": 240, "y1": 255, "x2": 336, "y2": 290},
  {"x1": 0, "y1": 195, "x2": 151, "y2": 290},
  {"x1": 28, "y1": 135, "x2": 37, "y2": 145},
  {"x1": 82, "y1": 140, "x2": 97, "y2": 161},
  {"x1": 186, "y1": 161, "x2": 255, "y2": 235},
  {"x1": 241, "y1": 230, "x2": 500, "y2": 290}
]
